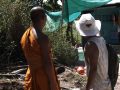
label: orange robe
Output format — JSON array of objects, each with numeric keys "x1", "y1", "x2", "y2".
[{"x1": 21, "y1": 27, "x2": 60, "y2": 90}]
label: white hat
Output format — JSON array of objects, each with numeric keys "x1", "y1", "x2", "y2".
[{"x1": 75, "y1": 13, "x2": 101, "y2": 36}]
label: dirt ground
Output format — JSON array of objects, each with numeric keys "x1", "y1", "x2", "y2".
[
  {"x1": 0, "y1": 64, "x2": 120, "y2": 90},
  {"x1": 0, "y1": 66, "x2": 87, "y2": 90}
]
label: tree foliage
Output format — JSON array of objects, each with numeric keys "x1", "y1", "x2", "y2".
[
  {"x1": 46, "y1": 27, "x2": 79, "y2": 66},
  {"x1": 0, "y1": 0, "x2": 79, "y2": 68},
  {"x1": 0, "y1": 0, "x2": 31, "y2": 67}
]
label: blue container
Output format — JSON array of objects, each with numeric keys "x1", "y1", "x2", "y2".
[{"x1": 77, "y1": 47, "x2": 85, "y2": 61}]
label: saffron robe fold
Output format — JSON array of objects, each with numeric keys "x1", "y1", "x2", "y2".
[{"x1": 21, "y1": 27, "x2": 60, "y2": 90}]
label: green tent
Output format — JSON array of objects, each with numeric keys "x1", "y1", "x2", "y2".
[
  {"x1": 45, "y1": 0, "x2": 112, "y2": 32},
  {"x1": 63, "y1": 0, "x2": 112, "y2": 22},
  {"x1": 46, "y1": 11, "x2": 63, "y2": 32}
]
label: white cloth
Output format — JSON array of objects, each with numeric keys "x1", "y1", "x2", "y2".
[{"x1": 85, "y1": 37, "x2": 111, "y2": 90}]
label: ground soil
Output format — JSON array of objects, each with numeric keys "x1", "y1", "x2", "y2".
[{"x1": 0, "y1": 64, "x2": 120, "y2": 90}]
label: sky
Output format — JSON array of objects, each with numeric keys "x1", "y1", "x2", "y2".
[
  {"x1": 108, "y1": 0, "x2": 120, "y2": 4},
  {"x1": 43, "y1": 0, "x2": 120, "y2": 5},
  {"x1": 57, "y1": 0, "x2": 120, "y2": 5}
]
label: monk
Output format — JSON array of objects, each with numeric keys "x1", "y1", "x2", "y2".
[{"x1": 21, "y1": 6, "x2": 60, "y2": 90}]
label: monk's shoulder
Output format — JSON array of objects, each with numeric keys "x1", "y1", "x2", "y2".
[{"x1": 20, "y1": 28, "x2": 31, "y2": 46}]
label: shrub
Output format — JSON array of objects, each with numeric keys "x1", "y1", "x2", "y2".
[
  {"x1": 0, "y1": 0, "x2": 31, "y2": 67},
  {"x1": 0, "y1": 0, "x2": 79, "y2": 68},
  {"x1": 46, "y1": 27, "x2": 79, "y2": 66}
]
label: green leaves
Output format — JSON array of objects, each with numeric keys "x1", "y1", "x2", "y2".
[{"x1": 46, "y1": 27, "x2": 78, "y2": 66}]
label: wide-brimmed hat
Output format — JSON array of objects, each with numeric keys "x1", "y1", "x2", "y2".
[{"x1": 75, "y1": 13, "x2": 101, "y2": 36}]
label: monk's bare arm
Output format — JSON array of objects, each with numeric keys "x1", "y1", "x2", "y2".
[
  {"x1": 84, "y1": 41, "x2": 99, "y2": 90},
  {"x1": 38, "y1": 34, "x2": 59, "y2": 90}
]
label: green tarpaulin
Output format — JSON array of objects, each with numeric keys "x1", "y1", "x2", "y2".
[
  {"x1": 45, "y1": 0, "x2": 112, "y2": 32},
  {"x1": 46, "y1": 11, "x2": 63, "y2": 32},
  {"x1": 63, "y1": 0, "x2": 112, "y2": 22}
]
